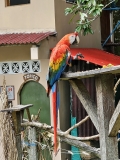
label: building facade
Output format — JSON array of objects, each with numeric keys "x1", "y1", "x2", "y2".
[{"x1": 0, "y1": 0, "x2": 102, "y2": 159}]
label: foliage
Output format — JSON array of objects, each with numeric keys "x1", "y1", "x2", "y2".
[{"x1": 65, "y1": 0, "x2": 118, "y2": 35}]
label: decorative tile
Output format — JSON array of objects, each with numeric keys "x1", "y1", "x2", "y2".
[
  {"x1": 0, "y1": 60, "x2": 40, "y2": 75},
  {"x1": 1, "y1": 63, "x2": 10, "y2": 74},
  {"x1": 22, "y1": 62, "x2": 30, "y2": 73},
  {"x1": 12, "y1": 62, "x2": 20, "y2": 73},
  {"x1": 32, "y1": 61, "x2": 40, "y2": 72}
]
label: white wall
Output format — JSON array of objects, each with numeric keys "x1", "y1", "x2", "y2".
[{"x1": 0, "y1": 0, "x2": 55, "y2": 31}]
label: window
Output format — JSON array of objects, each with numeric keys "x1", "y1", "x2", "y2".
[
  {"x1": 5, "y1": 0, "x2": 30, "y2": 6},
  {"x1": 66, "y1": 0, "x2": 76, "y2": 4}
]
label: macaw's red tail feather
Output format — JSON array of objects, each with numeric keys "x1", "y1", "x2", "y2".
[{"x1": 52, "y1": 91, "x2": 57, "y2": 154}]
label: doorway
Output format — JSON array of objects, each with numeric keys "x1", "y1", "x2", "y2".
[{"x1": 20, "y1": 81, "x2": 50, "y2": 124}]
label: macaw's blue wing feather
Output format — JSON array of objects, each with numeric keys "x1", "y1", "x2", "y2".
[
  {"x1": 48, "y1": 51, "x2": 69, "y2": 88},
  {"x1": 47, "y1": 47, "x2": 70, "y2": 152}
]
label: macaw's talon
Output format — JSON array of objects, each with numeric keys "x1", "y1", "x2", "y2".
[
  {"x1": 66, "y1": 62, "x2": 72, "y2": 67},
  {"x1": 78, "y1": 53, "x2": 84, "y2": 58},
  {"x1": 68, "y1": 63, "x2": 72, "y2": 67},
  {"x1": 74, "y1": 53, "x2": 84, "y2": 59}
]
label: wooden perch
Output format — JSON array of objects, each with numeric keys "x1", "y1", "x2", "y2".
[
  {"x1": 61, "y1": 65, "x2": 120, "y2": 80},
  {"x1": 21, "y1": 120, "x2": 100, "y2": 158},
  {"x1": 114, "y1": 78, "x2": 120, "y2": 94},
  {"x1": 60, "y1": 137, "x2": 101, "y2": 158},
  {"x1": 109, "y1": 100, "x2": 120, "y2": 136}
]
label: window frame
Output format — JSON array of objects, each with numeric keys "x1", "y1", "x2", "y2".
[
  {"x1": 5, "y1": 0, "x2": 30, "y2": 7},
  {"x1": 66, "y1": 0, "x2": 76, "y2": 4}
]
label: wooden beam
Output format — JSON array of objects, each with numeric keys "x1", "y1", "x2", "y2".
[
  {"x1": 109, "y1": 100, "x2": 120, "y2": 136},
  {"x1": 95, "y1": 74, "x2": 118, "y2": 160},
  {"x1": 61, "y1": 65, "x2": 120, "y2": 80},
  {"x1": 26, "y1": 108, "x2": 32, "y2": 122},
  {"x1": 69, "y1": 79, "x2": 99, "y2": 132},
  {"x1": 0, "y1": 104, "x2": 33, "y2": 112}
]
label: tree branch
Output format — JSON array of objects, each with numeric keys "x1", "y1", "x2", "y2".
[
  {"x1": 64, "y1": 116, "x2": 90, "y2": 135},
  {"x1": 69, "y1": 0, "x2": 116, "y2": 25},
  {"x1": 114, "y1": 78, "x2": 120, "y2": 94},
  {"x1": 60, "y1": 137, "x2": 101, "y2": 158},
  {"x1": 21, "y1": 121, "x2": 100, "y2": 158}
]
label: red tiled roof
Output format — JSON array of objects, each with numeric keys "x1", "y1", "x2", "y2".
[
  {"x1": 0, "y1": 31, "x2": 56, "y2": 45},
  {"x1": 71, "y1": 48, "x2": 120, "y2": 66}
]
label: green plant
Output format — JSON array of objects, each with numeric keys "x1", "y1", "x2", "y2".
[{"x1": 65, "y1": 0, "x2": 118, "y2": 35}]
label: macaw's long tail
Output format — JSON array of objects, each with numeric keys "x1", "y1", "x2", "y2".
[{"x1": 52, "y1": 82, "x2": 59, "y2": 154}]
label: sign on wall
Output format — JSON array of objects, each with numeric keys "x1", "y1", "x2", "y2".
[
  {"x1": 23, "y1": 73, "x2": 40, "y2": 82},
  {"x1": 0, "y1": 86, "x2": 15, "y2": 100}
]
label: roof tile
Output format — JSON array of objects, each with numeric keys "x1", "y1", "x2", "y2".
[{"x1": 0, "y1": 32, "x2": 56, "y2": 45}]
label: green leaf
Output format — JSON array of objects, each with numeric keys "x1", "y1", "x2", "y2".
[
  {"x1": 89, "y1": 6, "x2": 95, "y2": 14},
  {"x1": 65, "y1": 0, "x2": 105, "y2": 36},
  {"x1": 91, "y1": 0, "x2": 96, "y2": 6},
  {"x1": 87, "y1": 1, "x2": 92, "y2": 7},
  {"x1": 88, "y1": 27, "x2": 94, "y2": 34},
  {"x1": 98, "y1": 4, "x2": 104, "y2": 7},
  {"x1": 65, "y1": 8, "x2": 73, "y2": 15},
  {"x1": 76, "y1": 0, "x2": 81, "y2": 6},
  {"x1": 80, "y1": 13, "x2": 87, "y2": 22},
  {"x1": 75, "y1": 25, "x2": 82, "y2": 33}
]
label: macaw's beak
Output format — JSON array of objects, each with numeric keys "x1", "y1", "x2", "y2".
[{"x1": 73, "y1": 35, "x2": 80, "y2": 45}]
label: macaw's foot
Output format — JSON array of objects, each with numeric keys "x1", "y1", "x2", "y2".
[
  {"x1": 66, "y1": 61, "x2": 72, "y2": 67},
  {"x1": 73, "y1": 53, "x2": 84, "y2": 59},
  {"x1": 67, "y1": 63, "x2": 72, "y2": 67}
]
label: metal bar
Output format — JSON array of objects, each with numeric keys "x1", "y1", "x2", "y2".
[
  {"x1": 102, "y1": 21, "x2": 120, "y2": 47},
  {"x1": 103, "y1": 7, "x2": 120, "y2": 10}
]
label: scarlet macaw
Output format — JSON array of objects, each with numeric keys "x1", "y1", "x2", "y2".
[{"x1": 46, "y1": 32, "x2": 83, "y2": 154}]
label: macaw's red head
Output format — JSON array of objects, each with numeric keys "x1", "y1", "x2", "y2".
[{"x1": 57, "y1": 32, "x2": 80, "y2": 46}]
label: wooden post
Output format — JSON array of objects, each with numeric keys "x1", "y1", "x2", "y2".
[
  {"x1": 95, "y1": 74, "x2": 118, "y2": 160},
  {"x1": 109, "y1": 100, "x2": 120, "y2": 136},
  {"x1": 0, "y1": 104, "x2": 33, "y2": 160},
  {"x1": 28, "y1": 127, "x2": 37, "y2": 160},
  {"x1": 12, "y1": 111, "x2": 22, "y2": 160}
]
